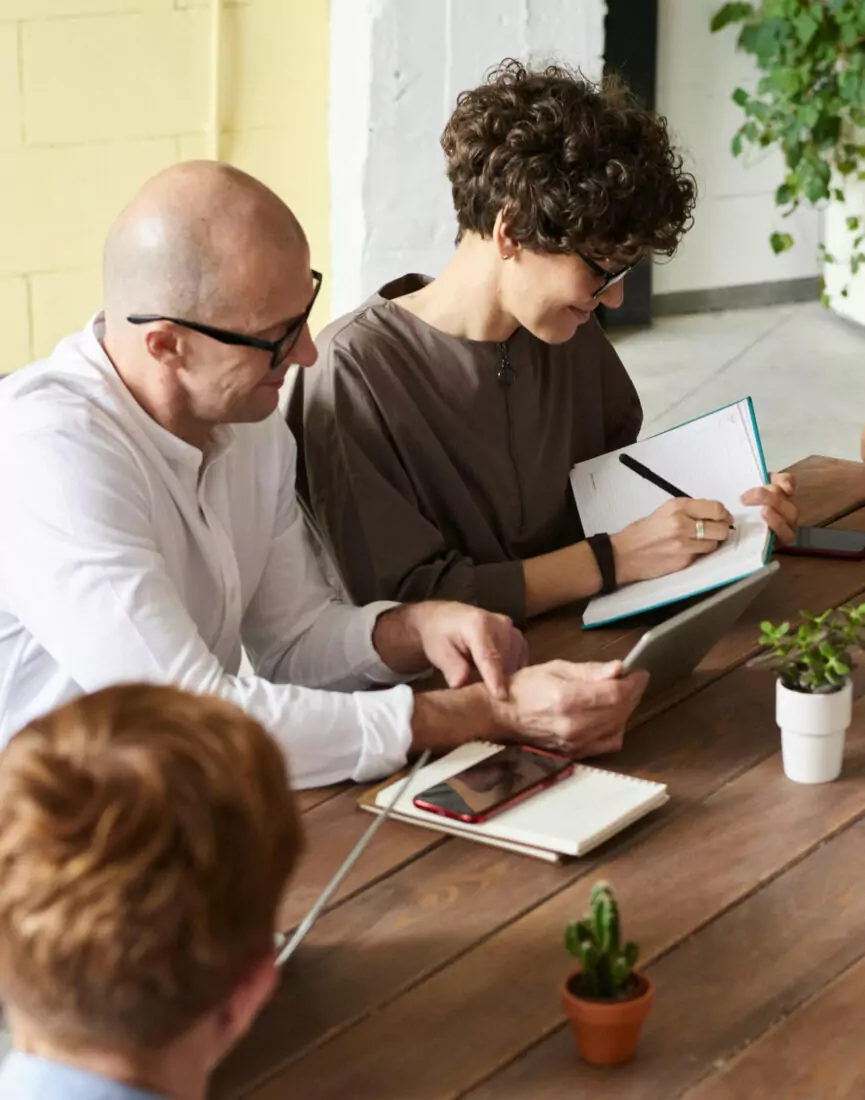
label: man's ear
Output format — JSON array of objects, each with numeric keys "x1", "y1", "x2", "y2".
[
  {"x1": 492, "y1": 209, "x2": 520, "y2": 260},
  {"x1": 218, "y1": 951, "x2": 280, "y2": 1050},
  {"x1": 142, "y1": 324, "x2": 186, "y2": 368}
]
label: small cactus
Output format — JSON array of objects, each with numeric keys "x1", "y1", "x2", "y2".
[{"x1": 565, "y1": 881, "x2": 639, "y2": 999}]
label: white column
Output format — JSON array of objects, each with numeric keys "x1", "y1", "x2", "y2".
[{"x1": 329, "y1": 0, "x2": 607, "y2": 319}]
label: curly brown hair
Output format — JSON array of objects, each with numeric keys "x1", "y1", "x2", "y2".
[
  {"x1": 441, "y1": 59, "x2": 696, "y2": 260},
  {"x1": 0, "y1": 684, "x2": 301, "y2": 1050}
]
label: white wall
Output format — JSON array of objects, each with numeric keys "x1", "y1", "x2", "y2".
[
  {"x1": 329, "y1": 0, "x2": 607, "y2": 318},
  {"x1": 655, "y1": 0, "x2": 821, "y2": 295},
  {"x1": 330, "y1": 0, "x2": 816, "y2": 312}
]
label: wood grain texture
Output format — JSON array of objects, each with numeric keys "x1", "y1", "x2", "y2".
[
  {"x1": 294, "y1": 785, "x2": 347, "y2": 814},
  {"x1": 680, "y1": 954, "x2": 865, "y2": 1100},
  {"x1": 787, "y1": 454, "x2": 865, "y2": 526},
  {"x1": 279, "y1": 790, "x2": 446, "y2": 929},
  {"x1": 464, "y1": 817, "x2": 865, "y2": 1100},
  {"x1": 238, "y1": 705, "x2": 865, "y2": 1100},
  {"x1": 214, "y1": 655, "x2": 784, "y2": 1099},
  {"x1": 215, "y1": 457, "x2": 865, "y2": 1100}
]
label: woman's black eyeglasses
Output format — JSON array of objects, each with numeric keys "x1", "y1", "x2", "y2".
[
  {"x1": 576, "y1": 252, "x2": 637, "y2": 299},
  {"x1": 127, "y1": 270, "x2": 323, "y2": 370}
]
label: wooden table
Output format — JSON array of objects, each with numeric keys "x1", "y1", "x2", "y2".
[{"x1": 213, "y1": 455, "x2": 865, "y2": 1100}]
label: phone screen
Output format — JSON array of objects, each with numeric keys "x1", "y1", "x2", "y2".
[
  {"x1": 789, "y1": 526, "x2": 865, "y2": 554},
  {"x1": 413, "y1": 746, "x2": 571, "y2": 819}
]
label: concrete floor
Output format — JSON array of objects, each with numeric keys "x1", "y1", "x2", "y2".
[{"x1": 613, "y1": 301, "x2": 865, "y2": 472}]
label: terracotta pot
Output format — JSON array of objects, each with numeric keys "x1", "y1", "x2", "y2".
[{"x1": 560, "y1": 969, "x2": 654, "y2": 1066}]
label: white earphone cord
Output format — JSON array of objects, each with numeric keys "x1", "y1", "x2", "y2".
[{"x1": 275, "y1": 749, "x2": 432, "y2": 968}]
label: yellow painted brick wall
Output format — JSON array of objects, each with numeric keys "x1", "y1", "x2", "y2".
[{"x1": 0, "y1": 0, "x2": 330, "y2": 371}]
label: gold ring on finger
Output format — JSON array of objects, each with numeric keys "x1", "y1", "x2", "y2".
[{"x1": 695, "y1": 519, "x2": 705, "y2": 540}]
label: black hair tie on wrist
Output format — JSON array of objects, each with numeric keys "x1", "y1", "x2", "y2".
[{"x1": 587, "y1": 533, "x2": 617, "y2": 596}]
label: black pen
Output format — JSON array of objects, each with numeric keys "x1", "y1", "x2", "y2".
[{"x1": 618, "y1": 453, "x2": 736, "y2": 530}]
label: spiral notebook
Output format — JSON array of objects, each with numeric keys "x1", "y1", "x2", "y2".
[
  {"x1": 359, "y1": 743, "x2": 668, "y2": 863},
  {"x1": 570, "y1": 398, "x2": 772, "y2": 628}
]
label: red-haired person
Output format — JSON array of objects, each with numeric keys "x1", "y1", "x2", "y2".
[{"x1": 0, "y1": 684, "x2": 301, "y2": 1100}]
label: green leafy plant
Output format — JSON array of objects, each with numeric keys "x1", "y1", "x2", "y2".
[
  {"x1": 755, "y1": 602, "x2": 865, "y2": 692},
  {"x1": 711, "y1": 1, "x2": 865, "y2": 301},
  {"x1": 565, "y1": 881, "x2": 638, "y2": 999}
]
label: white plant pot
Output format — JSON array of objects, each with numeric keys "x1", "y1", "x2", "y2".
[
  {"x1": 824, "y1": 158, "x2": 865, "y2": 328},
  {"x1": 776, "y1": 679, "x2": 852, "y2": 784}
]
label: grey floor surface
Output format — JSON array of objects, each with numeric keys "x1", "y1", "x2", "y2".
[{"x1": 613, "y1": 300, "x2": 865, "y2": 472}]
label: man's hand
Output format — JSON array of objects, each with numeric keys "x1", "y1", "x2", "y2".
[
  {"x1": 493, "y1": 660, "x2": 649, "y2": 757},
  {"x1": 373, "y1": 601, "x2": 528, "y2": 700},
  {"x1": 410, "y1": 659, "x2": 648, "y2": 760},
  {"x1": 741, "y1": 472, "x2": 798, "y2": 544}
]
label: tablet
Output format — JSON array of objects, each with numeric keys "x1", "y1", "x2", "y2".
[{"x1": 621, "y1": 562, "x2": 780, "y2": 693}]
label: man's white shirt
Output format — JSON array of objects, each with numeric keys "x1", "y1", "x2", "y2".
[{"x1": 0, "y1": 316, "x2": 414, "y2": 787}]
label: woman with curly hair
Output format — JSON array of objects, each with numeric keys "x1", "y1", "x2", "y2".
[{"x1": 289, "y1": 60, "x2": 797, "y2": 626}]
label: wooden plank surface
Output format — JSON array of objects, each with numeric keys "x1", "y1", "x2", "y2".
[
  {"x1": 787, "y1": 454, "x2": 865, "y2": 525},
  {"x1": 213, "y1": 456, "x2": 865, "y2": 1100},
  {"x1": 280, "y1": 508, "x2": 865, "y2": 933},
  {"x1": 245, "y1": 708, "x2": 865, "y2": 1100},
  {"x1": 218, "y1": 573, "x2": 865, "y2": 1100},
  {"x1": 214, "y1": 657, "x2": 786, "y2": 1099},
  {"x1": 279, "y1": 789, "x2": 447, "y2": 928},
  {"x1": 681, "y1": 954, "x2": 865, "y2": 1100},
  {"x1": 294, "y1": 785, "x2": 347, "y2": 814},
  {"x1": 464, "y1": 812, "x2": 865, "y2": 1100}
]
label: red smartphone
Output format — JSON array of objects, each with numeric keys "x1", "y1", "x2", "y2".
[
  {"x1": 412, "y1": 745, "x2": 574, "y2": 824},
  {"x1": 776, "y1": 525, "x2": 865, "y2": 560}
]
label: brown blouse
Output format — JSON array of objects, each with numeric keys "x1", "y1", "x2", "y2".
[{"x1": 288, "y1": 274, "x2": 643, "y2": 626}]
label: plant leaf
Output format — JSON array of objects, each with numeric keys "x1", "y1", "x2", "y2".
[
  {"x1": 711, "y1": 2, "x2": 755, "y2": 33},
  {"x1": 771, "y1": 232, "x2": 794, "y2": 254},
  {"x1": 776, "y1": 182, "x2": 794, "y2": 205},
  {"x1": 794, "y1": 12, "x2": 819, "y2": 46}
]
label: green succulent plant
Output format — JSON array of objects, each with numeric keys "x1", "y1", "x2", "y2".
[
  {"x1": 711, "y1": 0, "x2": 865, "y2": 302},
  {"x1": 755, "y1": 602, "x2": 865, "y2": 692},
  {"x1": 565, "y1": 881, "x2": 639, "y2": 999}
]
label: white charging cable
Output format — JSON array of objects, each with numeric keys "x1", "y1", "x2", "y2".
[{"x1": 276, "y1": 750, "x2": 432, "y2": 968}]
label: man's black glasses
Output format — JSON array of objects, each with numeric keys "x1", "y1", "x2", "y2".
[
  {"x1": 127, "y1": 270, "x2": 323, "y2": 370},
  {"x1": 576, "y1": 251, "x2": 637, "y2": 300}
]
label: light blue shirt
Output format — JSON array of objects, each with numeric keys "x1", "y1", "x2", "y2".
[{"x1": 0, "y1": 1052, "x2": 166, "y2": 1100}]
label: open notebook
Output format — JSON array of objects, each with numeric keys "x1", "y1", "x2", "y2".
[
  {"x1": 359, "y1": 743, "x2": 668, "y2": 863},
  {"x1": 571, "y1": 398, "x2": 772, "y2": 628}
]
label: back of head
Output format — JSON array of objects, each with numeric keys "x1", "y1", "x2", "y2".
[
  {"x1": 442, "y1": 59, "x2": 696, "y2": 260},
  {"x1": 0, "y1": 684, "x2": 301, "y2": 1051}
]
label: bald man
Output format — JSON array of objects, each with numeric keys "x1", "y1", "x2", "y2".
[{"x1": 0, "y1": 162, "x2": 647, "y2": 787}]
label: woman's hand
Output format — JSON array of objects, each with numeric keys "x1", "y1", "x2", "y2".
[
  {"x1": 610, "y1": 498, "x2": 733, "y2": 586},
  {"x1": 741, "y1": 472, "x2": 798, "y2": 544}
]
